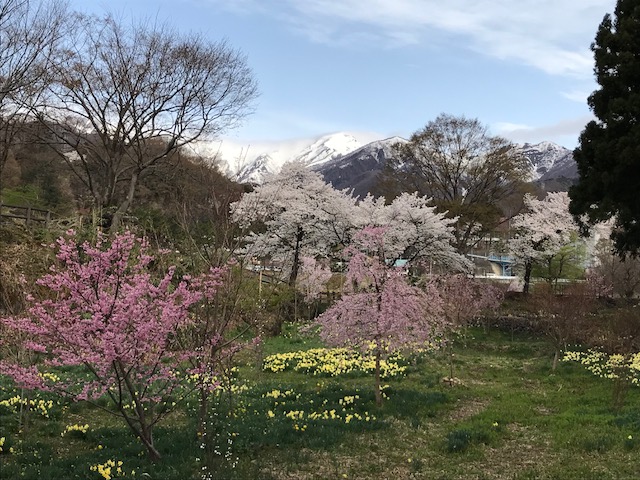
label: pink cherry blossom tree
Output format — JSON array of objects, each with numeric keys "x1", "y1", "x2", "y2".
[
  {"x1": 296, "y1": 256, "x2": 333, "y2": 319},
  {"x1": 0, "y1": 230, "x2": 224, "y2": 460},
  {"x1": 313, "y1": 227, "x2": 447, "y2": 406}
]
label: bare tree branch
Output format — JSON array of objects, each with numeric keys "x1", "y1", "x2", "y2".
[
  {"x1": 30, "y1": 13, "x2": 258, "y2": 231},
  {"x1": 0, "y1": 0, "x2": 69, "y2": 189},
  {"x1": 390, "y1": 114, "x2": 531, "y2": 254}
]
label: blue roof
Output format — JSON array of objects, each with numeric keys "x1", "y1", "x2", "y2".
[{"x1": 393, "y1": 259, "x2": 409, "y2": 268}]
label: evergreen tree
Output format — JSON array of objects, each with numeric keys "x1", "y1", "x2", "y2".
[{"x1": 569, "y1": 0, "x2": 640, "y2": 255}]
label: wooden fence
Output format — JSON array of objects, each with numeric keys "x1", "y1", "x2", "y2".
[{"x1": 0, "y1": 203, "x2": 52, "y2": 226}]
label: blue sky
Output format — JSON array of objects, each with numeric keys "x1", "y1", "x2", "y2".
[{"x1": 69, "y1": 0, "x2": 616, "y2": 149}]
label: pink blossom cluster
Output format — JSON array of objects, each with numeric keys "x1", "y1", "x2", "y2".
[
  {"x1": 0, "y1": 230, "x2": 224, "y2": 403},
  {"x1": 315, "y1": 227, "x2": 504, "y2": 355},
  {"x1": 434, "y1": 274, "x2": 504, "y2": 327},
  {"x1": 315, "y1": 227, "x2": 447, "y2": 354}
]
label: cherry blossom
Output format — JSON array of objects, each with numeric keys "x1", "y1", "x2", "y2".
[{"x1": 0, "y1": 230, "x2": 224, "y2": 460}]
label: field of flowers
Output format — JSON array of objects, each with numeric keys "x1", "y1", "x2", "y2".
[{"x1": 0, "y1": 325, "x2": 638, "y2": 479}]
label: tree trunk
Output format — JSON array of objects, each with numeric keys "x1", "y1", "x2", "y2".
[
  {"x1": 552, "y1": 347, "x2": 559, "y2": 371},
  {"x1": 523, "y1": 260, "x2": 533, "y2": 294},
  {"x1": 119, "y1": 408, "x2": 162, "y2": 461},
  {"x1": 612, "y1": 376, "x2": 628, "y2": 412},
  {"x1": 118, "y1": 360, "x2": 161, "y2": 461},
  {"x1": 374, "y1": 347, "x2": 382, "y2": 407},
  {"x1": 110, "y1": 170, "x2": 139, "y2": 233},
  {"x1": 288, "y1": 226, "x2": 304, "y2": 287},
  {"x1": 140, "y1": 425, "x2": 161, "y2": 462},
  {"x1": 199, "y1": 387, "x2": 208, "y2": 437},
  {"x1": 449, "y1": 342, "x2": 455, "y2": 384}
]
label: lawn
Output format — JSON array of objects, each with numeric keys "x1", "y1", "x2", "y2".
[{"x1": 0, "y1": 325, "x2": 638, "y2": 479}]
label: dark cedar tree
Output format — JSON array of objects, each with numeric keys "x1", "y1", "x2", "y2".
[{"x1": 569, "y1": 0, "x2": 640, "y2": 255}]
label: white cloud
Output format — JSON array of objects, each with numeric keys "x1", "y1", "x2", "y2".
[
  {"x1": 189, "y1": 130, "x2": 384, "y2": 176},
  {"x1": 210, "y1": 0, "x2": 615, "y2": 78},
  {"x1": 494, "y1": 115, "x2": 593, "y2": 147},
  {"x1": 561, "y1": 89, "x2": 591, "y2": 103},
  {"x1": 493, "y1": 122, "x2": 534, "y2": 134}
]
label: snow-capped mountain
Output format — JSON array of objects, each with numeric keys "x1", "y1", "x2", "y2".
[
  {"x1": 295, "y1": 133, "x2": 362, "y2": 169},
  {"x1": 516, "y1": 141, "x2": 574, "y2": 181},
  {"x1": 192, "y1": 133, "x2": 578, "y2": 194},
  {"x1": 317, "y1": 139, "x2": 577, "y2": 196},
  {"x1": 234, "y1": 133, "x2": 364, "y2": 184},
  {"x1": 316, "y1": 136, "x2": 406, "y2": 198}
]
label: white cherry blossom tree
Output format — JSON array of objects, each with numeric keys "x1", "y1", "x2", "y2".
[
  {"x1": 355, "y1": 192, "x2": 471, "y2": 272},
  {"x1": 297, "y1": 256, "x2": 332, "y2": 303},
  {"x1": 231, "y1": 164, "x2": 469, "y2": 288},
  {"x1": 231, "y1": 162, "x2": 357, "y2": 285},
  {"x1": 509, "y1": 192, "x2": 580, "y2": 293}
]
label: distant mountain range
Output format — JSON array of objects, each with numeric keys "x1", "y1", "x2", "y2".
[
  {"x1": 521, "y1": 141, "x2": 578, "y2": 191},
  {"x1": 233, "y1": 132, "x2": 362, "y2": 184},
  {"x1": 206, "y1": 133, "x2": 578, "y2": 195},
  {"x1": 315, "y1": 137, "x2": 406, "y2": 198}
]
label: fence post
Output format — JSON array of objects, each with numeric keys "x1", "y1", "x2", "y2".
[{"x1": 0, "y1": 203, "x2": 53, "y2": 227}]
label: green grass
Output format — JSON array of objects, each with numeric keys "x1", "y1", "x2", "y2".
[
  {"x1": 1, "y1": 326, "x2": 639, "y2": 479},
  {"x1": 1, "y1": 185, "x2": 44, "y2": 208}
]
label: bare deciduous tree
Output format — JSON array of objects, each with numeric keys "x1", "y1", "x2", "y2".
[
  {"x1": 31, "y1": 13, "x2": 258, "y2": 231},
  {"x1": 390, "y1": 114, "x2": 530, "y2": 254},
  {"x1": 593, "y1": 238, "x2": 640, "y2": 299},
  {"x1": 0, "y1": 0, "x2": 68, "y2": 190}
]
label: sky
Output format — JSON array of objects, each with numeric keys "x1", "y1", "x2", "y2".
[{"x1": 68, "y1": 0, "x2": 617, "y2": 154}]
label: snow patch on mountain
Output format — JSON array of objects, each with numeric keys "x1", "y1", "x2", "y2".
[
  {"x1": 296, "y1": 133, "x2": 362, "y2": 169},
  {"x1": 316, "y1": 136, "x2": 407, "y2": 198},
  {"x1": 185, "y1": 136, "x2": 313, "y2": 179},
  {"x1": 187, "y1": 133, "x2": 576, "y2": 189},
  {"x1": 232, "y1": 132, "x2": 365, "y2": 183},
  {"x1": 317, "y1": 136, "x2": 405, "y2": 171},
  {"x1": 516, "y1": 141, "x2": 573, "y2": 181}
]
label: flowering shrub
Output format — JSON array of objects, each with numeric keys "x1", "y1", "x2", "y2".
[
  {"x1": 263, "y1": 348, "x2": 407, "y2": 378},
  {"x1": 564, "y1": 349, "x2": 639, "y2": 409},
  {"x1": 0, "y1": 231, "x2": 225, "y2": 460}
]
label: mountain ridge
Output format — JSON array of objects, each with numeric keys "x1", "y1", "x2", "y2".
[{"x1": 204, "y1": 133, "x2": 578, "y2": 193}]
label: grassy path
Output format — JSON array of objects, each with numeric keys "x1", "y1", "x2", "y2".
[{"x1": 0, "y1": 327, "x2": 638, "y2": 479}]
